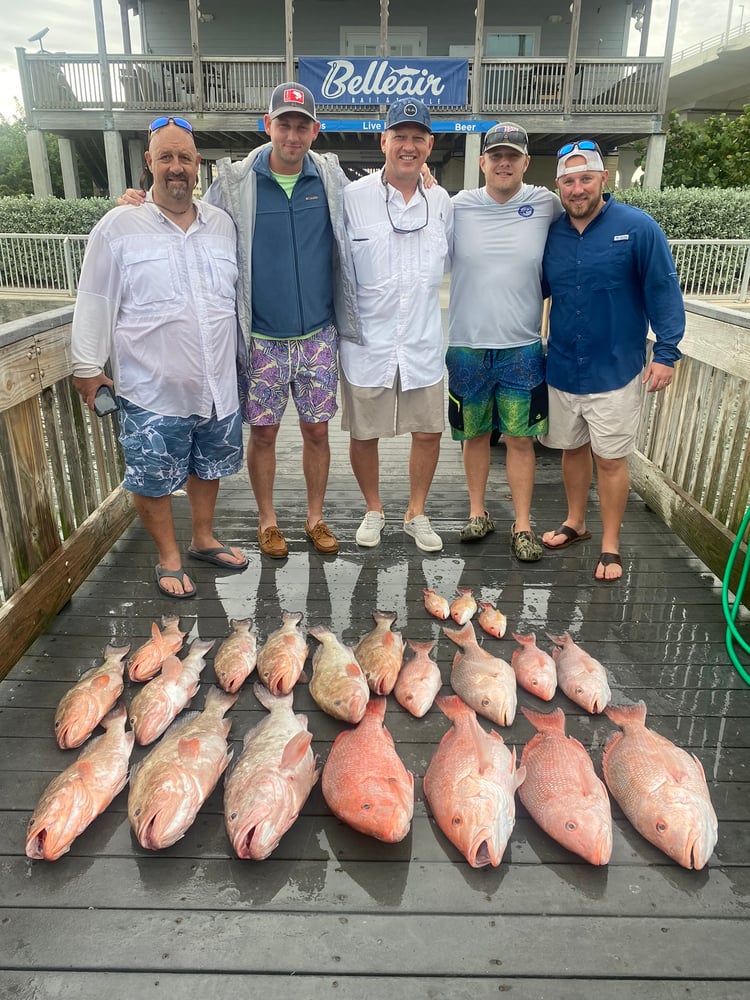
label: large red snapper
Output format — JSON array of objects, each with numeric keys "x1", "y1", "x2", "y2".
[
  {"x1": 519, "y1": 706, "x2": 612, "y2": 865},
  {"x1": 128, "y1": 686, "x2": 237, "y2": 851},
  {"x1": 394, "y1": 639, "x2": 442, "y2": 718},
  {"x1": 322, "y1": 697, "x2": 413, "y2": 843},
  {"x1": 26, "y1": 703, "x2": 134, "y2": 861},
  {"x1": 510, "y1": 632, "x2": 557, "y2": 701},
  {"x1": 423, "y1": 694, "x2": 525, "y2": 868},
  {"x1": 546, "y1": 632, "x2": 611, "y2": 714},
  {"x1": 307, "y1": 625, "x2": 369, "y2": 723},
  {"x1": 214, "y1": 618, "x2": 257, "y2": 693},
  {"x1": 224, "y1": 683, "x2": 319, "y2": 860},
  {"x1": 602, "y1": 701, "x2": 718, "y2": 870},
  {"x1": 256, "y1": 611, "x2": 308, "y2": 696},
  {"x1": 128, "y1": 638, "x2": 214, "y2": 746},
  {"x1": 443, "y1": 621, "x2": 517, "y2": 726},
  {"x1": 354, "y1": 610, "x2": 404, "y2": 695},
  {"x1": 54, "y1": 643, "x2": 130, "y2": 749},
  {"x1": 127, "y1": 614, "x2": 186, "y2": 682}
]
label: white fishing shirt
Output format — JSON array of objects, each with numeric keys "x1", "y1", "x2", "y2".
[
  {"x1": 339, "y1": 170, "x2": 453, "y2": 390},
  {"x1": 71, "y1": 196, "x2": 239, "y2": 420},
  {"x1": 449, "y1": 184, "x2": 563, "y2": 349}
]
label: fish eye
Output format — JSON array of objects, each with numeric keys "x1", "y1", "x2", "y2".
[
  {"x1": 452, "y1": 816, "x2": 462, "y2": 826},
  {"x1": 531, "y1": 679, "x2": 538, "y2": 686},
  {"x1": 656, "y1": 820, "x2": 668, "y2": 833},
  {"x1": 481, "y1": 698, "x2": 490, "y2": 707},
  {"x1": 230, "y1": 812, "x2": 237, "y2": 820},
  {"x1": 362, "y1": 803, "x2": 371, "y2": 811},
  {"x1": 134, "y1": 808, "x2": 141, "y2": 816},
  {"x1": 565, "y1": 821, "x2": 577, "y2": 831}
]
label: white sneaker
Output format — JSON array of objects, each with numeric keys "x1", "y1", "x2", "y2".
[
  {"x1": 356, "y1": 511, "x2": 385, "y2": 547},
  {"x1": 404, "y1": 514, "x2": 443, "y2": 553}
]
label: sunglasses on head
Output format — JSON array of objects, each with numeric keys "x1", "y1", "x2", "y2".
[
  {"x1": 148, "y1": 116, "x2": 194, "y2": 138},
  {"x1": 484, "y1": 129, "x2": 527, "y2": 152},
  {"x1": 557, "y1": 139, "x2": 602, "y2": 158}
]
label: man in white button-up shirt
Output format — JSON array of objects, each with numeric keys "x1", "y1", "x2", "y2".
[
  {"x1": 71, "y1": 118, "x2": 247, "y2": 599},
  {"x1": 339, "y1": 99, "x2": 454, "y2": 553}
]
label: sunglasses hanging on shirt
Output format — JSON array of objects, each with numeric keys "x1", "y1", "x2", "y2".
[{"x1": 382, "y1": 170, "x2": 429, "y2": 234}]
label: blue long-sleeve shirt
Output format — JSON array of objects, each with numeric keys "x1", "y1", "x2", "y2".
[{"x1": 542, "y1": 195, "x2": 685, "y2": 394}]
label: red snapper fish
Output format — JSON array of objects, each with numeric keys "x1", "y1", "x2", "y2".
[
  {"x1": 256, "y1": 611, "x2": 308, "y2": 696},
  {"x1": 477, "y1": 602, "x2": 507, "y2": 639},
  {"x1": 307, "y1": 625, "x2": 369, "y2": 723},
  {"x1": 322, "y1": 697, "x2": 414, "y2": 843},
  {"x1": 519, "y1": 706, "x2": 612, "y2": 865},
  {"x1": 224, "y1": 683, "x2": 319, "y2": 860},
  {"x1": 128, "y1": 686, "x2": 237, "y2": 851},
  {"x1": 214, "y1": 618, "x2": 257, "y2": 694},
  {"x1": 26, "y1": 703, "x2": 134, "y2": 861},
  {"x1": 394, "y1": 639, "x2": 442, "y2": 718},
  {"x1": 423, "y1": 589, "x2": 450, "y2": 620},
  {"x1": 450, "y1": 587, "x2": 477, "y2": 625},
  {"x1": 127, "y1": 614, "x2": 186, "y2": 682},
  {"x1": 354, "y1": 610, "x2": 404, "y2": 695},
  {"x1": 510, "y1": 632, "x2": 557, "y2": 701},
  {"x1": 128, "y1": 638, "x2": 214, "y2": 746},
  {"x1": 602, "y1": 701, "x2": 718, "y2": 870},
  {"x1": 54, "y1": 643, "x2": 130, "y2": 749},
  {"x1": 546, "y1": 632, "x2": 611, "y2": 714},
  {"x1": 443, "y1": 621, "x2": 517, "y2": 726},
  {"x1": 423, "y1": 694, "x2": 525, "y2": 868}
]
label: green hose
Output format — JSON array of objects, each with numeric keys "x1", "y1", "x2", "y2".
[{"x1": 722, "y1": 503, "x2": 750, "y2": 686}]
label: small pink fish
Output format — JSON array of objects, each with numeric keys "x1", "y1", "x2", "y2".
[
  {"x1": 355, "y1": 610, "x2": 404, "y2": 695},
  {"x1": 510, "y1": 632, "x2": 557, "y2": 701},
  {"x1": 256, "y1": 611, "x2": 308, "y2": 696},
  {"x1": 477, "y1": 602, "x2": 507, "y2": 638},
  {"x1": 214, "y1": 618, "x2": 257, "y2": 694},
  {"x1": 394, "y1": 639, "x2": 442, "y2": 718},
  {"x1": 423, "y1": 589, "x2": 450, "y2": 620},
  {"x1": 127, "y1": 615, "x2": 186, "y2": 682},
  {"x1": 450, "y1": 587, "x2": 477, "y2": 625},
  {"x1": 546, "y1": 632, "x2": 611, "y2": 714},
  {"x1": 54, "y1": 644, "x2": 130, "y2": 749}
]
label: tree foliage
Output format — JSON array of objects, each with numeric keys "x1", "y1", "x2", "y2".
[
  {"x1": 662, "y1": 106, "x2": 750, "y2": 189},
  {"x1": 0, "y1": 107, "x2": 95, "y2": 198}
]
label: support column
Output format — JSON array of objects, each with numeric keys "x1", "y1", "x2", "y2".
[
  {"x1": 58, "y1": 137, "x2": 81, "y2": 200},
  {"x1": 26, "y1": 129, "x2": 53, "y2": 198},
  {"x1": 462, "y1": 134, "x2": 482, "y2": 191},
  {"x1": 642, "y1": 133, "x2": 667, "y2": 189},
  {"x1": 103, "y1": 130, "x2": 127, "y2": 198},
  {"x1": 128, "y1": 138, "x2": 146, "y2": 190}
]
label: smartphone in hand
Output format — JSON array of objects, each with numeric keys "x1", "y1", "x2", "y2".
[{"x1": 93, "y1": 385, "x2": 119, "y2": 417}]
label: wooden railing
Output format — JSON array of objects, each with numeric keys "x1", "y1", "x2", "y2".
[
  {"x1": 632, "y1": 300, "x2": 750, "y2": 598},
  {"x1": 18, "y1": 52, "x2": 664, "y2": 117},
  {"x1": 0, "y1": 309, "x2": 134, "y2": 678}
]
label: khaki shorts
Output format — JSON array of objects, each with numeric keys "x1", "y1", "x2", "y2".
[
  {"x1": 340, "y1": 369, "x2": 445, "y2": 440},
  {"x1": 539, "y1": 373, "x2": 643, "y2": 460}
]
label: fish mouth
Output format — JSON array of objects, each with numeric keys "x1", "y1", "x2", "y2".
[
  {"x1": 684, "y1": 830, "x2": 714, "y2": 871},
  {"x1": 234, "y1": 821, "x2": 281, "y2": 861},
  {"x1": 26, "y1": 828, "x2": 50, "y2": 861},
  {"x1": 468, "y1": 830, "x2": 499, "y2": 868}
]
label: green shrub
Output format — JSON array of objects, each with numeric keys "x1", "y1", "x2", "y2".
[
  {"x1": 0, "y1": 195, "x2": 114, "y2": 235},
  {"x1": 616, "y1": 187, "x2": 750, "y2": 240}
]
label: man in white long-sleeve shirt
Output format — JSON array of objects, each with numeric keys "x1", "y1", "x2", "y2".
[
  {"x1": 339, "y1": 98, "x2": 454, "y2": 553},
  {"x1": 448, "y1": 122, "x2": 563, "y2": 561},
  {"x1": 71, "y1": 117, "x2": 247, "y2": 598}
]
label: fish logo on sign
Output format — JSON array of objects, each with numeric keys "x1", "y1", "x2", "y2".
[{"x1": 284, "y1": 88, "x2": 306, "y2": 106}]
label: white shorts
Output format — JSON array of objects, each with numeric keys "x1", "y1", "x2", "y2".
[
  {"x1": 539, "y1": 373, "x2": 643, "y2": 460},
  {"x1": 340, "y1": 369, "x2": 445, "y2": 440}
]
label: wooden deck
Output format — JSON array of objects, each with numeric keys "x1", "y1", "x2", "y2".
[{"x1": 1, "y1": 405, "x2": 749, "y2": 999}]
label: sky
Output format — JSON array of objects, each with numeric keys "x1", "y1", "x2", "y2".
[{"x1": 0, "y1": 0, "x2": 745, "y2": 120}]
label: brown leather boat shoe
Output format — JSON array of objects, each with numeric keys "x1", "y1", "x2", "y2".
[
  {"x1": 257, "y1": 525, "x2": 288, "y2": 559},
  {"x1": 305, "y1": 519, "x2": 339, "y2": 554}
]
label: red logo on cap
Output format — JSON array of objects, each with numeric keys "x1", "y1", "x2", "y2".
[{"x1": 283, "y1": 88, "x2": 306, "y2": 105}]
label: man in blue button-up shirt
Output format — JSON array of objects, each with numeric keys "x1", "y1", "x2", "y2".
[{"x1": 540, "y1": 140, "x2": 685, "y2": 581}]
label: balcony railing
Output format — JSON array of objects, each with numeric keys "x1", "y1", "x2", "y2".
[{"x1": 18, "y1": 53, "x2": 665, "y2": 117}]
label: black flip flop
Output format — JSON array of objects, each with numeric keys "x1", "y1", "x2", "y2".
[
  {"x1": 542, "y1": 524, "x2": 592, "y2": 550},
  {"x1": 155, "y1": 565, "x2": 196, "y2": 599},
  {"x1": 593, "y1": 552, "x2": 622, "y2": 582},
  {"x1": 187, "y1": 545, "x2": 249, "y2": 571}
]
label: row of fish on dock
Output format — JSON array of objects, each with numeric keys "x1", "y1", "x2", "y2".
[{"x1": 26, "y1": 591, "x2": 719, "y2": 873}]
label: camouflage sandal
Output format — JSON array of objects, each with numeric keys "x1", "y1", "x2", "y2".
[
  {"x1": 459, "y1": 512, "x2": 495, "y2": 542},
  {"x1": 510, "y1": 523, "x2": 543, "y2": 562}
]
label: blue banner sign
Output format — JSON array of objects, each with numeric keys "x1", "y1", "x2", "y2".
[
  {"x1": 256, "y1": 120, "x2": 493, "y2": 134},
  {"x1": 298, "y1": 57, "x2": 469, "y2": 107}
]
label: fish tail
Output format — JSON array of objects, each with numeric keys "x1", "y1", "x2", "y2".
[
  {"x1": 365, "y1": 695, "x2": 387, "y2": 721},
  {"x1": 252, "y1": 682, "x2": 293, "y2": 712},
  {"x1": 406, "y1": 639, "x2": 436, "y2": 655},
  {"x1": 100, "y1": 701, "x2": 128, "y2": 729},
  {"x1": 281, "y1": 610, "x2": 304, "y2": 627},
  {"x1": 188, "y1": 637, "x2": 216, "y2": 655},
  {"x1": 230, "y1": 617, "x2": 254, "y2": 630},
  {"x1": 204, "y1": 685, "x2": 239, "y2": 716},
  {"x1": 307, "y1": 624, "x2": 331, "y2": 642},
  {"x1": 373, "y1": 610, "x2": 398, "y2": 626},
  {"x1": 104, "y1": 642, "x2": 131, "y2": 661},
  {"x1": 456, "y1": 586, "x2": 473, "y2": 596},
  {"x1": 520, "y1": 705, "x2": 566, "y2": 734},
  {"x1": 160, "y1": 613, "x2": 181, "y2": 627},
  {"x1": 603, "y1": 700, "x2": 647, "y2": 728},
  {"x1": 511, "y1": 631, "x2": 535, "y2": 646},
  {"x1": 442, "y1": 621, "x2": 476, "y2": 647},
  {"x1": 545, "y1": 632, "x2": 570, "y2": 646},
  {"x1": 435, "y1": 693, "x2": 472, "y2": 723}
]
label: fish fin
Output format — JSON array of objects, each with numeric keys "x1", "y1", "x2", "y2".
[
  {"x1": 345, "y1": 661, "x2": 364, "y2": 678},
  {"x1": 280, "y1": 730, "x2": 313, "y2": 771},
  {"x1": 435, "y1": 693, "x2": 471, "y2": 722},
  {"x1": 281, "y1": 610, "x2": 304, "y2": 627},
  {"x1": 603, "y1": 701, "x2": 647, "y2": 728},
  {"x1": 406, "y1": 639, "x2": 436, "y2": 655},
  {"x1": 373, "y1": 610, "x2": 398, "y2": 626},
  {"x1": 442, "y1": 622, "x2": 477, "y2": 647},
  {"x1": 203, "y1": 685, "x2": 239, "y2": 715},
  {"x1": 177, "y1": 737, "x2": 202, "y2": 761},
  {"x1": 103, "y1": 643, "x2": 131, "y2": 660},
  {"x1": 511, "y1": 631, "x2": 535, "y2": 646},
  {"x1": 544, "y1": 631, "x2": 570, "y2": 646},
  {"x1": 100, "y1": 702, "x2": 128, "y2": 728},
  {"x1": 514, "y1": 763, "x2": 527, "y2": 789},
  {"x1": 161, "y1": 655, "x2": 184, "y2": 682},
  {"x1": 520, "y1": 705, "x2": 566, "y2": 734},
  {"x1": 92, "y1": 674, "x2": 112, "y2": 690}
]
